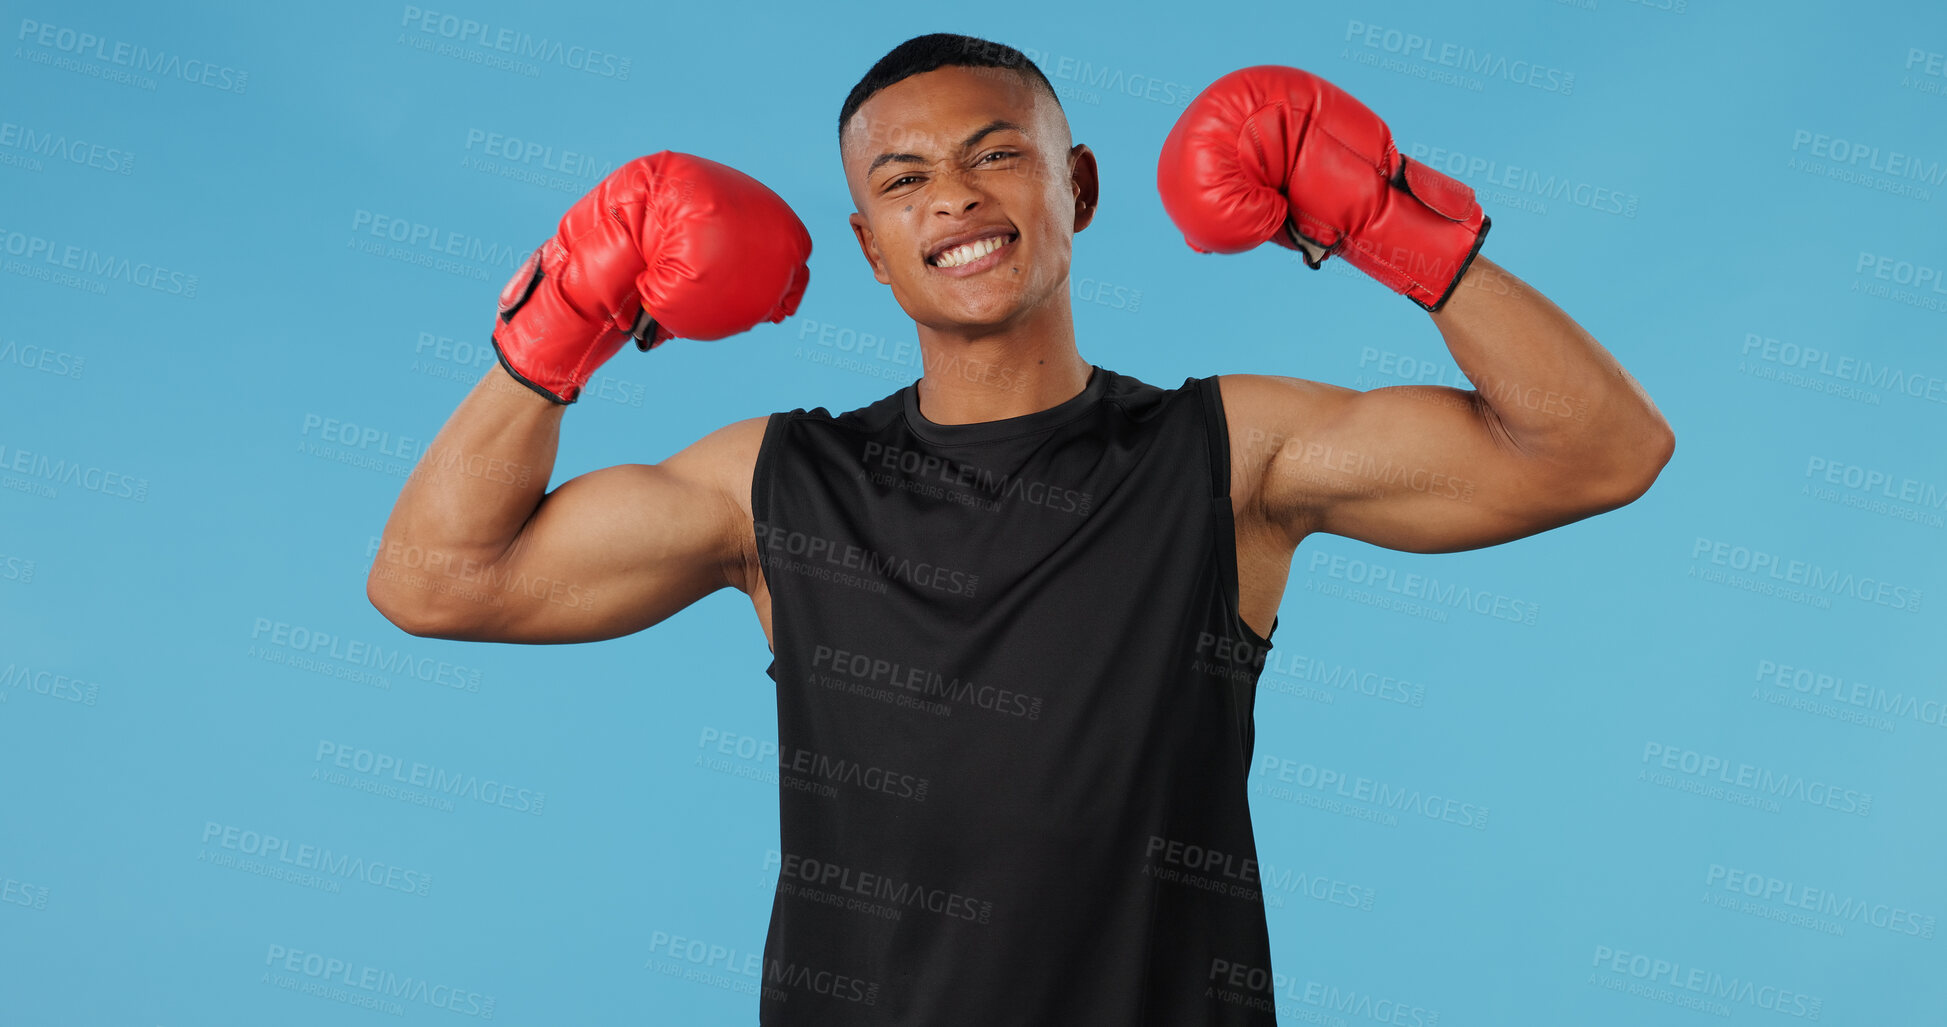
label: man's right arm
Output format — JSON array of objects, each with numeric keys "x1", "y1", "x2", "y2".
[
  {"x1": 365, "y1": 362, "x2": 766, "y2": 644},
  {"x1": 365, "y1": 150, "x2": 809, "y2": 643}
]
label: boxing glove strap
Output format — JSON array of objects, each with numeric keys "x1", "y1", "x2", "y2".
[
  {"x1": 489, "y1": 243, "x2": 649, "y2": 403},
  {"x1": 630, "y1": 308, "x2": 664, "y2": 352},
  {"x1": 1423, "y1": 212, "x2": 1490, "y2": 313},
  {"x1": 1326, "y1": 157, "x2": 1491, "y2": 313},
  {"x1": 491, "y1": 334, "x2": 572, "y2": 405}
]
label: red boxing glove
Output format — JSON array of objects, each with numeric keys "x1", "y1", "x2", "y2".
[
  {"x1": 492, "y1": 151, "x2": 813, "y2": 403},
  {"x1": 1156, "y1": 65, "x2": 1488, "y2": 311}
]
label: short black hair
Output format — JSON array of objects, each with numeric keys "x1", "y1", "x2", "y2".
[{"x1": 838, "y1": 33, "x2": 1062, "y2": 143}]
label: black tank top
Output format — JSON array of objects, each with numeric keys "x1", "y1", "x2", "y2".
[{"x1": 751, "y1": 365, "x2": 1282, "y2": 1026}]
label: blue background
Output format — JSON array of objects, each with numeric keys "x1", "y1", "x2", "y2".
[{"x1": 4, "y1": 0, "x2": 1943, "y2": 1022}]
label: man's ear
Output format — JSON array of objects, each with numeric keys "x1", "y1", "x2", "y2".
[
  {"x1": 848, "y1": 212, "x2": 892, "y2": 285},
  {"x1": 1069, "y1": 143, "x2": 1100, "y2": 233}
]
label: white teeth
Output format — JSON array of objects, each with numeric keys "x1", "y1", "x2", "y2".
[{"x1": 933, "y1": 234, "x2": 1010, "y2": 268}]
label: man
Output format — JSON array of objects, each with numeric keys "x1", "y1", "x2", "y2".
[{"x1": 368, "y1": 32, "x2": 1673, "y2": 1027}]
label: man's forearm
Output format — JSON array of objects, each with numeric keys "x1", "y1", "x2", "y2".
[
  {"x1": 1429, "y1": 255, "x2": 1674, "y2": 493},
  {"x1": 368, "y1": 364, "x2": 565, "y2": 612}
]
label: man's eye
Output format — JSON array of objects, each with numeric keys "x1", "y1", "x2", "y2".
[
  {"x1": 980, "y1": 151, "x2": 1018, "y2": 164},
  {"x1": 886, "y1": 175, "x2": 920, "y2": 190}
]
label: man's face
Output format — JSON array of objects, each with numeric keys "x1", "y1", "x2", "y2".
[{"x1": 842, "y1": 64, "x2": 1096, "y2": 333}]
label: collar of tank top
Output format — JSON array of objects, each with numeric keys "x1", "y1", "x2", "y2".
[{"x1": 902, "y1": 365, "x2": 1107, "y2": 446}]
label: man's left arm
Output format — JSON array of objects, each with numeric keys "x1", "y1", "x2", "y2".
[
  {"x1": 1156, "y1": 64, "x2": 1675, "y2": 553},
  {"x1": 1222, "y1": 254, "x2": 1675, "y2": 553}
]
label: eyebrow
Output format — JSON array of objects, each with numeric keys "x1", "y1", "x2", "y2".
[{"x1": 866, "y1": 119, "x2": 1026, "y2": 177}]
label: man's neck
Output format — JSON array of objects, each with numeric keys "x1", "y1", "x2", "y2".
[{"x1": 910, "y1": 308, "x2": 1093, "y2": 426}]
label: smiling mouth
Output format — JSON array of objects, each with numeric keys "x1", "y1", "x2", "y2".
[{"x1": 928, "y1": 233, "x2": 1019, "y2": 269}]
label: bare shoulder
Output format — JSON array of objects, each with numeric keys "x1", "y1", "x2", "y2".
[
  {"x1": 664, "y1": 413, "x2": 771, "y2": 505},
  {"x1": 1212, "y1": 372, "x2": 1353, "y2": 546},
  {"x1": 658, "y1": 413, "x2": 772, "y2": 596},
  {"x1": 1214, "y1": 371, "x2": 1350, "y2": 432}
]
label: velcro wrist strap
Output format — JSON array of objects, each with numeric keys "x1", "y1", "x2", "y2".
[{"x1": 1340, "y1": 157, "x2": 1490, "y2": 312}]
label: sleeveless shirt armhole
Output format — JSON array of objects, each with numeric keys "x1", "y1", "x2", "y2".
[
  {"x1": 751, "y1": 411, "x2": 786, "y2": 519},
  {"x1": 752, "y1": 411, "x2": 789, "y2": 683},
  {"x1": 1195, "y1": 376, "x2": 1232, "y2": 501},
  {"x1": 1198, "y1": 376, "x2": 1278, "y2": 649}
]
